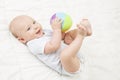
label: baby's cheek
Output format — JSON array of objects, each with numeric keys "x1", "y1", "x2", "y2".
[{"x1": 29, "y1": 35, "x2": 35, "y2": 40}]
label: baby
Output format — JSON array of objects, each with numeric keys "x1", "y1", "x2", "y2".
[{"x1": 9, "y1": 15, "x2": 92, "y2": 76}]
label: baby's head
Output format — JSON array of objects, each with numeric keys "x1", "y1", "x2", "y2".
[{"x1": 9, "y1": 15, "x2": 43, "y2": 44}]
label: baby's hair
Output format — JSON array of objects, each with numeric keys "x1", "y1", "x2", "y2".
[
  {"x1": 9, "y1": 15, "x2": 25, "y2": 38},
  {"x1": 9, "y1": 24, "x2": 18, "y2": 38},
  {"x1": 9, "y1": 15, "x2": 34, "y2": 38}
]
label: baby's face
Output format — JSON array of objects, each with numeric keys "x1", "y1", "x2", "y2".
[{"x1": 10, "y1": 15, "x2": 44, "y2": 44}]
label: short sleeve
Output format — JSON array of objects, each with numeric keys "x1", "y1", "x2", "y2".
[{"x1": 27, "y1": 37, "x2": 49, "y2": 55}]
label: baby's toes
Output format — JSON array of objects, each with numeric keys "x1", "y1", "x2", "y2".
[
  {"x1": 80, "y1": 19, "x2": 90, "y2": 26},
  {"x1": 77, "y1": 24, "x2": 87, "y2": 36}
]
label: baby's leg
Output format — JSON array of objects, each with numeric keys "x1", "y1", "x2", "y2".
[
  {"x1": 63, "y1": 19, "x2": 92, "y2": 45},
  {"x1": 60, "y1": 25, "x2": 87, "y2": 73}
]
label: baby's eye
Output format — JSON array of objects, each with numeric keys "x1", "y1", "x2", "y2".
[
  {"x1": 27, "y1": 27, "x2": 31, "y2": 31},
  {"x1": 33, "y1": 21, "x2": 36, "y2": 24}
]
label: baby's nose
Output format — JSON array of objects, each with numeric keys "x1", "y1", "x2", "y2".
[{"x1": 34, "y1": 26, "x2": 38, "y2": 29}]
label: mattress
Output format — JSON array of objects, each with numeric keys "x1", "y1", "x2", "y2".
[{"x1": 0, "y1": 0, "x2": 120, "y2": 80}]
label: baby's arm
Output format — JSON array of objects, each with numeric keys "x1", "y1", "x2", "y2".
[{"x1": 44, "y1": 18, "x2": 62, "y2": 54}]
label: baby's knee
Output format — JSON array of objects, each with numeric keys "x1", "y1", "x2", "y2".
[
  {"x1": 60, "y1": 52, "x2": 69, "y2": 61},
  {"x1": 60, "y1": 52, "x2": 74, "y2": 63}
]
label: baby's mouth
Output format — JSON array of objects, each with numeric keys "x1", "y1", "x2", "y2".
[{"x1": 36, "y1": 29, "x2": 41, "y2": 34}]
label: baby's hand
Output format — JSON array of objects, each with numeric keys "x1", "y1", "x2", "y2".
[{"x1": 51, "y1": 17, "x2": 62, "y2": 30}]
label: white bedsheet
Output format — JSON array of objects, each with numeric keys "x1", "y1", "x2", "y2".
[{"x1": 0, "y1": 0, "x2": 120, "y2": 80}]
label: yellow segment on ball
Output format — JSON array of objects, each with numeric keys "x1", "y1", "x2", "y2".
[{"x1": 62, "y1": 14, "x2": 72, "y2": 32}]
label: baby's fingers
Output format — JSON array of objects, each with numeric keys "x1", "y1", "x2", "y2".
[{"x1": 55, "y1": 17, "x2": 63, "y2": 23}]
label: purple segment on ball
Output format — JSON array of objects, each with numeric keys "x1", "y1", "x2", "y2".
[{"x1": 50, "y1": 13, "x2": 56, "y2": 24}]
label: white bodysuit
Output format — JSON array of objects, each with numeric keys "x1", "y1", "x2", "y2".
[{"x1": 27, "y1": 29, "x2": 80, "y2": 76}]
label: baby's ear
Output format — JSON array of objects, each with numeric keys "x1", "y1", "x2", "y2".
[{"x1": 17, "y1": 37, "x2": 26, "y2": 44}]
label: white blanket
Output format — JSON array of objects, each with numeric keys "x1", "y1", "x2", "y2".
[{"x1": 0, "y1": 0, "x2": 120, "y2": 80}]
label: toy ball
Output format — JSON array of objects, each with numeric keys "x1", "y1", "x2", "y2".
[{"x1": 50, "y1": 12, "x2": 72, "y2": 32}]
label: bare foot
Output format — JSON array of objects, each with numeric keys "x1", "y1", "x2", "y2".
[
  {"x1": 80, "y1": 19, "x2": 92, "y2": 36},
  {"x1": 77, "y1": 24, "x2": 87, "y2": 36}
]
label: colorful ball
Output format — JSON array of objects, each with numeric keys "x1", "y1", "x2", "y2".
[{"x1": 50, "y1": 12, "x2": 72, "y2": 32}]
